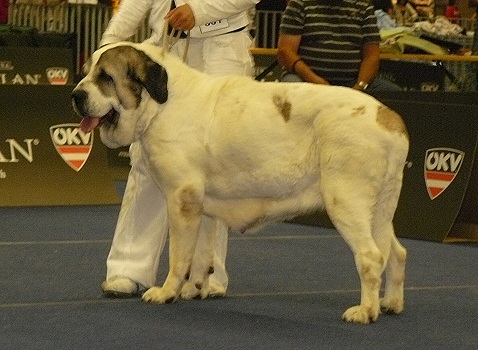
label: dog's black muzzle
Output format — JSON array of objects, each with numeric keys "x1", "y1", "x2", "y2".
[{"x1": 71, "y1": 89, "x2": 89, "y2": 116}]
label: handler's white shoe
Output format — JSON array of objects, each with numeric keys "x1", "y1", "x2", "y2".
[{"x1": 101, "y1": 276, "x2": 145, "y2": 298}]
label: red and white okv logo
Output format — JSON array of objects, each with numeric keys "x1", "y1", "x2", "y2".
[
  {"x1": 50, "y1": 124, "x2": 93, "y2": 172},
  {"x1": 424, "y1": 148, "x2": 464, "y2": 200},
  {"x1": 46, "y1": 67, "x2": 69, "y2": 85}
]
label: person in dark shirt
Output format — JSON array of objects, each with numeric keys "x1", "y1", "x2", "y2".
[{"x1": 278, "y1": 0, "x2": 401, "y2": 91}]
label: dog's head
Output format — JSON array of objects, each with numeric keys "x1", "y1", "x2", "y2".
[{"x1": 71, "y1": 43, "x2": 168, "y2": 148}]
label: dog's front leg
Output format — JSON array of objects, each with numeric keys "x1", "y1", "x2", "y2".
[
  {"x1": 143, "y1": 185, "x2": 204, "y2": 304},
  {"x1": 181, "y1": 215, "x2": 217, "y2": 300}
]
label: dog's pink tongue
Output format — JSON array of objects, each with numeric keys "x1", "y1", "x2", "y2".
[{"x1": 79, "y1": 117, "x2": 100, "y2": 133}]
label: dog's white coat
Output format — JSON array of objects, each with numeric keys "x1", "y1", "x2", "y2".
[{"x1": 73, "y1": 42, "x2": 409, "y2": 324}]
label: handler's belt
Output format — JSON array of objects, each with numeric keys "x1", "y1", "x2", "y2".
[
  {"x1": 224, "y1": 26, "x2": 246, "y2": 35},
  {"x1": 168, "y1": 25, "x2": 246, "y2": 39}
]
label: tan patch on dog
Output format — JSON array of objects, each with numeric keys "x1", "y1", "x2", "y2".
[
  {"x1": 178, "y1": 186, "x2": 203, "y2": 217},
  {"x1": 377, "y1": 106, "x2": 408, "y2": 137},
  {"x1": 273, "y1": 95, "x2": 291, "y2": 122},
  {"x1": 352, "y1": 106, "x2": 366, "y2": 117}
]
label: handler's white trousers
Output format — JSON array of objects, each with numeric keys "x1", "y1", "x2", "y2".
[{"x1": 105, "y1": 31, "x2": 254, "y2": 289}]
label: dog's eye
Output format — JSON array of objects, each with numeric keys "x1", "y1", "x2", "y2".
[{"x1": 98, "y1": 69, "x2": 113, "y2": 83}]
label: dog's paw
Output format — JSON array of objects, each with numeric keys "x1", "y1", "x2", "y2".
[
  {"x1": 142, "y1": 286, "x2": 178, "y2": 304},
  {"x1": 342, "y1": 305, "x2": 380, "y2": 324},
  {"x1": 380, "y1": 297, "x2": 404, "y2": 315},
  {"x1": 207, "y1": 278, "x2": 226, "y2": 298},
  {"x1": 180, "y1": 278, "x2": 226, "y2": 300},
  {"x1": 181, "y1": 281, "x2": 206, "y2": 300}
]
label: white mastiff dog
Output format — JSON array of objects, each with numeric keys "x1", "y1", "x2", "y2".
[{"x1": 72, "y1": 42, "x2": 409, "y2": 324}]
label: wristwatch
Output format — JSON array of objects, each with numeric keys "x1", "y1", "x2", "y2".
[{"x1": 357, "y1": 81, "x2": 369, "y2": 90}]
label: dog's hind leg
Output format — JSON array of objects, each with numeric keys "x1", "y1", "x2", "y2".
[
  {"x1": 181, "y1": 215, "x2": 217, "y2": 300},
  {"x1": 142, "y1": 185, "x2": 204, "y2": 304},
  {"x1": 371, "y1": 172, "x2": 407, "y2": 315},
  {"x1": 322, "y1": 181, "x2": 384, "y2": 324},
  {"x1": 380, "y1": 232, "x2": 406, "y2": 314},
  {"x1": 369, "y1": 219, "x2": 406, "y2": 315}
]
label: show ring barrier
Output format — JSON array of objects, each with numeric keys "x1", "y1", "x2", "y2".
[{"x1": 2, "y1": 89, "x2": 478, "y2": 243}]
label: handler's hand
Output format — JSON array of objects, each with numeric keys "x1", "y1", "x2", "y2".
[{"x1": 165, "y1": 4, "x2": 196, "y2": 31}]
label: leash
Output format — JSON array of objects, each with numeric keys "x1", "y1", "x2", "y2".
[
  {"x1": 162, "y1": 1, "x2": 190, "y2": 62},
  {"x1": 254, "y1": 60, "x2": 279, "y2": 81},
  {"x1": 162, "y1": 23, "x2": 190, "y2": 62}
]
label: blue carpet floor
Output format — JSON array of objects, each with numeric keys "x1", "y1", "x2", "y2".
[{"x1": 1, "y1": 205, "x2": 477, "y2": 349}]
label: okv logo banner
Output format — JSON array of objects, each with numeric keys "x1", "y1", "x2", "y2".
[
  {"x1": 46, "y1": 67, "x2": 70, "y2": 85},
  {"x1": 50, "y1": 124, "x2": 94, "y2": 172},
  {"x1": 424, "y1": 148, "x2": 464, "y2": 200}
]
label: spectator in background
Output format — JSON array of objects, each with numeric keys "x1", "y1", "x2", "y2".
[
  {"x1": 445, "y1": 0, "x2": 461, "y2": 24},
  {"x1": 394, "y1": 0, "x2": 418, "y2": 26},
  {"x1": 0, "y1": 0, "x2": 8, "y2": 24},
  {"x1": 277, "y1": 0, "x2": 401, "y2": 91},
  {"x1": 373, "y1": 0, "x2": 397, "y2": 30}
]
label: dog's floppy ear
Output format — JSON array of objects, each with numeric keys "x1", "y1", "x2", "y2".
[
  {"x1": 94, "y1": 45, "x2": 168, "y2": 107},
  {"x1": 142, "y1": 59, "x2": 168, "y2": 104}
]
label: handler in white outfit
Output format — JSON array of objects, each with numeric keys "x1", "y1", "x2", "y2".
[{"x1": 100, "y1": 0, "x2": 259, "y2": 297}]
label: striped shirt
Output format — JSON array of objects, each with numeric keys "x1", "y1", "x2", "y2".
[{"x1": 280, "y1": 0, "x2": 380, "y2": 83}]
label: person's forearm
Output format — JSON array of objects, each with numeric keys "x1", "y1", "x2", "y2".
[
  {"x1": 355, "y1": 60, "x2": 379, "y2": 87},
  {"x1": 277, "y1": 38, "x2": 328, "y2": 85},
  {"x1": 354, "y1": 45, "x2": 380, "y2": 90},
  {"x1": 100, "y1": 0, "x2": 153, "y2": 46},
  {"x1": 291, "y1": 59, "x2": 329, "y2": 85}
]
